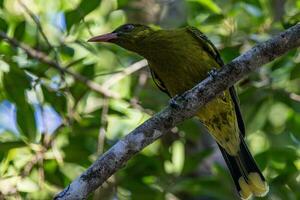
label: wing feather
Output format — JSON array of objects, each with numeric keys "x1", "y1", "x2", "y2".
[{"x1": 150, "y1": 69, "x2": 171, "y2": 97}]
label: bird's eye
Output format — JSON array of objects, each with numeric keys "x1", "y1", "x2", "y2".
[{"x1": 122, "y1": 24, "x2": 135, "y2": 32}]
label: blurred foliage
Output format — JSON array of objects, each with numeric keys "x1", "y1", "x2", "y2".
[{"x1": 0, "y1": 0, "x2": 300, "y2": 199}]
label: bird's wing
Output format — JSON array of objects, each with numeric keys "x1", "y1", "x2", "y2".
[
  {"x1": 229, "y1": 87, "x2": 245, "y2": 136},
  {"x1": 187, "y1": 26, "x2": 245, "y2": 137},
  {"x1": 150, "y1": 69, "x2": 171, "y2": 97},
  {"x1": 187, "y1": 26, "x2": 224, "y2": 67}
]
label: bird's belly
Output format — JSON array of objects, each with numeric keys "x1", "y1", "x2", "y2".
[{"x1": 196, "y1": 92, "x2": 240, "y2": 155}]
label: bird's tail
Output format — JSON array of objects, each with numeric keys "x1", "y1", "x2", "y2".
[{"x1": 218, "y1": 137, "x2": 269, "y2": 200}]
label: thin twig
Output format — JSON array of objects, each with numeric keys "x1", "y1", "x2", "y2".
[
  {"x1": 97, "y1": 98, "x2": 109, "y2": 155},
  {"x1": 54, "y1": 24, "x2": 300, "y2": 199},
  {"x1": 64, "y1": 58, "x2": 85, "y2": 69},
  {"x1": 18, "y1": 0, "x2": 59, "y2": 63},
  {"x1": 289, "y1": 92, "x2": 300, "y2": 102},
  {"x1": 134, "y1": 69, "x2": 149, "y2": 97},
  {"x1": 102, "y1": 59, "x2": 148, "y2": 89},
  {"x1": 18, "y1": 1, "x2": 52, "y2": 48},
  {"x1": 18, "y1": 0, "x2": 78, "y2": 96},
  {"x1": 0, "y1": 31, "x2": 119, "y2": 98}
]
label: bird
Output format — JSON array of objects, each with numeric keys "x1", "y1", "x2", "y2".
[{"x1": 88, "y1": 24, "x2": 269, "y2": 199}]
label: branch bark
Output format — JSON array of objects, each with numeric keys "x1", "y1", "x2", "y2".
[
  {"x1": 0, "y1": 31, "x2": 119, "y2": 98},
  {"x1": 54, "y1": 24, "x2": 300, "y2": 199}
]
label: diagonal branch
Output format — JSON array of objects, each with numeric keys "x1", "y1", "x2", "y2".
[
  {"x1": 102, "y1": 59, "x2": 148, "y2": 89},
  {"x1": 54, "y1": 23, "x2": 300, "y2": 199},
  {"x1": 0, "y1": 31, "x2": 119, "y2": 98}
]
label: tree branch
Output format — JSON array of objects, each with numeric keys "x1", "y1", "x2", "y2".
[
  {"x1": 0, "y1": 31, "x2": 119, "y2": 98},
  {"x1": 55, "y1": 24, "x2": 300, "y2": 199}
]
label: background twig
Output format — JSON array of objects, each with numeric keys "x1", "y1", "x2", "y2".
[
  {"x1": 0, "y1": 31, "x2": 119, "y2": 98},
  {"x1": 102, "y1": 59, "x2": 148, "y2": 89}
]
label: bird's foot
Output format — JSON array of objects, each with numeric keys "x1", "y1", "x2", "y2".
[
  {"x1": 169, "y1": 95, "x2": 180, "y2": 109},
  {"x1": 208, "y1": 68, "x2": 218, "y2": 79}
]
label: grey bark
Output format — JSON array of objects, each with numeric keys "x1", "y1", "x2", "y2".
[{"x1": 54, "y1": 24, "x2": 300, "y2": 200}]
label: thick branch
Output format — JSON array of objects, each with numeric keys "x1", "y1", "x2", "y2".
[
  {"x1": 55, "y1": 24, "x2": 300, "y2": 199},
  {"x1": 0, "y1": 31, "x2": 119, "y2": 98}
]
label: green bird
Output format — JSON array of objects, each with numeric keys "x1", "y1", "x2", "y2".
[{"x1": 88, "y1": 24, "x2": 269, "y2": 199}]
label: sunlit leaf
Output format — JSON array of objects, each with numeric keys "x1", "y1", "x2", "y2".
[
  {"x1": 17, "y1": 178, "x2": 39, "y2": 192},
  {"x1": 187, "y1": 0, "x2": 222, "y2": 14}
]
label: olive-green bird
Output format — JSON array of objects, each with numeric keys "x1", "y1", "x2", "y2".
[{"x1": 88, "y1": 24, "x2": 269, "y2": 199}]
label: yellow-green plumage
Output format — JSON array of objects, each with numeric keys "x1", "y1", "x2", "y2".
[
  {"x1": 88, "y1": 24, "x2": 269, "y2": 200},
  {"x1": 139, "y1": 27, "x2": 240, "y2": 155}
]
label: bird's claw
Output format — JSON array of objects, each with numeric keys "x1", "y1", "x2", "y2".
[
  {"x1": 169, "y1": 95, "x2": 180, "y2": 109},
  {"x1": 208, "y1": 68, "x2": 218, "y2": 79}
]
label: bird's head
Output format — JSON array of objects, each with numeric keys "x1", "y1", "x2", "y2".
[{"x1": 88, "y1": 24, "x2": 155, "y2": 53}]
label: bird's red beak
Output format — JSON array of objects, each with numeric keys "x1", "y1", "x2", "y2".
[{"x1": 87, "y1": 33, "x2": 118, "y2": 42}]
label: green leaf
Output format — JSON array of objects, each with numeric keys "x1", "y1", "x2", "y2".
[
  {"x1": 283, "y1": 12, "x2": 300, "y2": 29},
  {"x1": 65, "y1": 0, "x2": 102, "y2": 31},
  {"x1": 3, "y1": 64, "x2": 37, "y2": 141},
  {"x1": 247, "y1": 100, "x2": 272, "y2": 132},
  {"x1": 65, "y1": 10, "x2": 81, "y2": 31},
  {"x1": 188, "y1": 0, "x2": 222, "y2": 14},
  {"x1": 290, "y1": 63, "x2": 300, "y2": 80},
  {"x1": 69, "y1": 64, "x2": 95, "y2": 102},
  {"x1": 0, "y1": 141, "x2": 26, "y2": 153},
  {"x1": 220, "y1": 45, "x2": 242, "y2": 64},
  {"x1": 41, "y1": 85, "x2": 67, "y2": 114},
  {"x1": 2, "y1": 64, "x2": 31, "y2": 105},
  {"x1": 203, "y1": 14, "x2": 224, "y2": 24},
  {"x1": 59, "y1": 45, "x2": 75, "y2": 57},
  {"x1": 59, "y1": 162, "x2": 85, "y2": 180},
  {"x1": 182, "y1": 149, "x2": 213, "y2": 174},
  {"x1": 117, "y1": 0, "x2": 130, "y2": 8},
  {"x1": 0, "y1": 17, "x2": 8, "y2": 33},
  {"x1": 78, "y1": 0, "x2": 102, "y2": 16},
  {"x1": 0, "y1": 0, "x2": 3, "y2": 8},
  {"x1": 13, "y1": 21, "x2": 26, "y2": 40},
  {"x1": 24, "y1": 63, "x2": 49, "y2": 77},
  {"x1": 16, "y1": 101, "x2": 37, "y2": 142}
]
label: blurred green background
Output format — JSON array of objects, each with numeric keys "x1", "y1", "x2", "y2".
[{"x1": 0, "y1": 0, "x2": 300, "y2": 199}]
